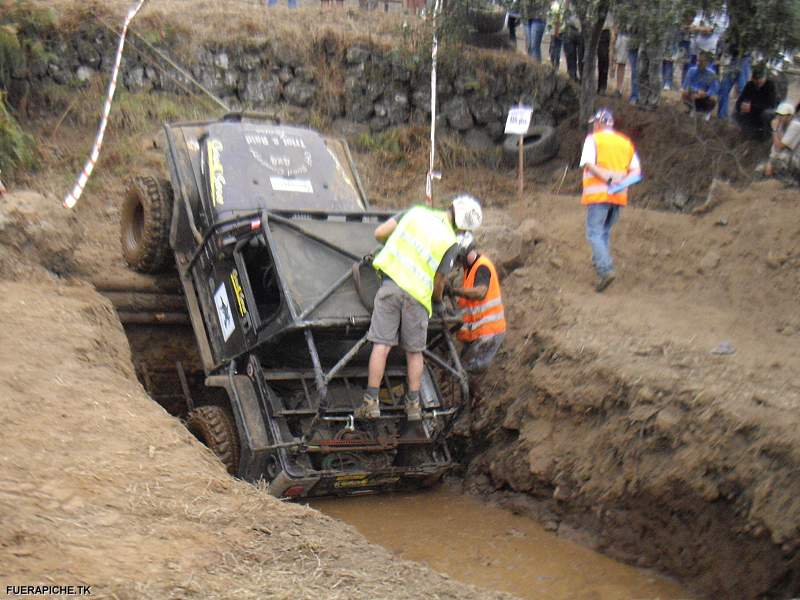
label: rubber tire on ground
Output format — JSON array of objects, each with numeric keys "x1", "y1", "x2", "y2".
[
  {"x1": 502, "y1": 125, "x2": 559, "y2": 167},
  {"x1": 185, "y1": 405, "x2": 241, "y2": 476},
  {"x1": 120, "y1": 175, "x2": 173, "y2": 273}
]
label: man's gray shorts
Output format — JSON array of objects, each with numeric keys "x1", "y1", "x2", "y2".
[
  {"x1": 460, "y1": 333, "x2": 506, "y2": 374},
  {"x1": 367, "y1": 279, "x2": 429, "y2": 353}
]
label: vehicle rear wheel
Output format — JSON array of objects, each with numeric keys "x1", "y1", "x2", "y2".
[
  {"x1": 120, "y1": 175, "x2": 173, "y2": 273},
  {"x1": 186, "y1": 405, "x2": 240, "y2": 475}
]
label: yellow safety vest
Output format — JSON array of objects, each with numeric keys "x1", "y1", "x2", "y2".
[{"x1": 373, "y1": 206, "x2": 456, "y2": 316}]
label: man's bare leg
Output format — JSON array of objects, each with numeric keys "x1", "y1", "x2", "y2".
[
  {"x1": 368, "y1": 343, "x2": 392, "y2": 388},
  {"x1": 404, "y1": 351, "x2": 424, "y2": 420}
]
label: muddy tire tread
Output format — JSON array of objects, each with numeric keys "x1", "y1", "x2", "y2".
[
  {"x1": 186, "y1": 405, "x2": 240, "y2": 475},
  {"x1": 120, "y1": 175, "x2": 173, "y2": 273}
]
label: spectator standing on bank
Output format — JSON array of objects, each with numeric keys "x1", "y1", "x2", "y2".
[
  {"x1": 662, "y1": 27, "x2": 682, "y2": 91},
  {"x1": 579, "y1": 109, "x2": 641, "y2": 292},
  {"x1": 562, "y1": 3, "x2": 583, "y2": 82},
  {"x1": 764, "y1": 102, "x2": 800, "y2": 181},
  {"x1": 521, "y1": 0, "x2": 549, "y2": 62},
  {"x1": 505, "y1": 0, "x2": 521, "y2": 45},
  {"x1": 734, "y1": 63, "x2": 779, "y2": 138},
  {"x1": 682, "y1": 51, "x2": 720, "y2": 117},
  {"x1": 0, "y1": 170, "x2": 6, "y2": 196},
  {"x1": 626, "y1": 26, "x2": 641, "y2": 104},
  {"x1": 688, "y1": 10, "x2": 727, "y2": 70},
  {"x1": 548, "y1": 0, "x2": 566, "y2": 69},
  {"x1": 597, "y1": 11, "x2": 612, "y2": 95},
  {"x1": 611, "y1": 23, "x2": 629, "y2": 97},
  {"x1": 634, "y1": 1, "x2": 682, "y2": 109}
]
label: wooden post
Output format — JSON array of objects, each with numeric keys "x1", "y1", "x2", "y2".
[{"x1": 518, "y1": 133, "x2": 524, "y2": 203}]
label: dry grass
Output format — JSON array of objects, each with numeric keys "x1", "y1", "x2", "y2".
[{"x1": 29, "y1": 0, "x2": 414, "y2": 47}]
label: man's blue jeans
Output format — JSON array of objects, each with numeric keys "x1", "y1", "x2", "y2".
[
  {"x1": 268, "y1": 0, "x2": 298, "y2": 6},
  {"x1": 524, "y1": 18, "x2": 546, "y2": 62},
  {"x1": 628, "y1": 49, "x2": 639, "y2": 101},
  {"x1": 586, "y1": 203, "x2": 621, "y2": 276}
]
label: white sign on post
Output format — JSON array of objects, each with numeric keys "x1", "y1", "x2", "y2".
[{"x1": 504, "y1": 105, "x2": 534, "y2": 135}]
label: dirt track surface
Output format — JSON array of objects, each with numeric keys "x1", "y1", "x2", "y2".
[
  {"x1": 465, "y1": 178, "x2": 800, "y2": 597},
  {"x1": 0, "y1": 195, "x2": 513, "y2": 600}
]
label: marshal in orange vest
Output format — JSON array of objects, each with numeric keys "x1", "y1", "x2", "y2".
[
  {"x1": 581, "y1": 130, "x2": 636, "y2": 206},
  {"x1": 457, "y1": 255, "x2": 506, "y2": 342}
]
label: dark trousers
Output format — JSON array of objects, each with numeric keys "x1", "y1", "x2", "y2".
[
  {"x1": 508, "y1": 15, "x2": 519, "y2": 43},
  {"x1": 597, "y1": 29, "x2": 611, "y2": 93},
  {"x1": 564, "y1": 28, "x2": 583, "y2": 82},
  {"x1": 550, "y1": 33, "x2": 562, "y2": 68}
]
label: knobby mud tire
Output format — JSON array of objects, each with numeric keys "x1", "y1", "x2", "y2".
[
  {"x1": 502, "y1": 125, "x2": 560, "y2": 167},
  {"x1": 186, "y1": 405, "x2": 240, "y2": 476},
  {"x1": 120, "y1": 175, "x2": 173, "y2": 273}
]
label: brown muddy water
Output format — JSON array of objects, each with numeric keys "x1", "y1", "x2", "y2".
[{"x1": 312, "y1": 488, "x2": 693, "y2": 600}]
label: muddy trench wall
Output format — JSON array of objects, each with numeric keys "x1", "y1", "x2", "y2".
[
  {"x1": 456, "y1": 336, "x2": 800, "y2": 599},
  {"x1": 3, "y1": 15, "x2": 577, "y2": 144}
]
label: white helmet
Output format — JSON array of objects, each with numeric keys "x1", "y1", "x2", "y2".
[{"x1": 451, "y1": 194, "x2": 483, "y2": 231}]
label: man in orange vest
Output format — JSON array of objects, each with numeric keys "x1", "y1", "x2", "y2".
[
  {"x1": 579, "y1": 108, "x2": 641, "y2": 291},
  {"x1": 448, "y1": 237, "x2": 506, "y2": 405}
]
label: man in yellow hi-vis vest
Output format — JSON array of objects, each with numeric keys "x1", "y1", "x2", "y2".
[
  {"x1": 579, "y1": 108, "x2": 641, "y2": 292},
  {"x1": 355, "y1": 195, "x2": 483, "y2": 421}
]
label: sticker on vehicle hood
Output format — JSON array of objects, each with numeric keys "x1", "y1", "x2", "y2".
[
  {"x1": 270, "y1": 177, "x2": 313, "y2": 194},
  {"x1": 214, "y1": 282, "x2": 235, "y2": 341}
]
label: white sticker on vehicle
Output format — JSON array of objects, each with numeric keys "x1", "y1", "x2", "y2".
[
  {"x1": 214, "y1": 283, "x2": 235, "y2": 342},
  {"x1": 270, "y1": 176, "x2": 313, "y2": 194}
]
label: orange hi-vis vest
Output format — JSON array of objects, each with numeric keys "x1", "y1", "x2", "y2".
[
  {"x1": 581, "y1": 129, "x2": 636, "y2": 206},
  {"x1": 457, "y1": 255, "x2": 507, "y2": 342}
]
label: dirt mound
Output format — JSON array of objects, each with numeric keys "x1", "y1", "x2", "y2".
[
  {"x1": 0, "y1": 190, "x2": 80, "y2": 279},
  {"x1": 460, "y1": 179, "x2": 800, "y2": 598},
  {"x1": 0, "y1": 212, "x2": 512, "y2": 599}
]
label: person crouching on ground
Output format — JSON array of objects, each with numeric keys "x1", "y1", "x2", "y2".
[
  {"x1": 579, "y1": 108, "x2": 641, "y2": 292},
  {"x1": 764, "y1": 102, "x2": 800, "y2": 182},
  {"x1": 735, "y1": 62, "x2": 779, "y2": 139},
  {"x1": 447, "y1": 236, "x2": 506, "y2": 408},
  {"x1": 681, "y1": 51, "x2": 719, "y2": 117},
  {"x1": 355, "y1": 195, "x2": 483, "y2": 421}
]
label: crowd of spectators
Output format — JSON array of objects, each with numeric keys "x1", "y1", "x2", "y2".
[{"x1": 503, "y1": 2, "x2": 798, "y2": 182}]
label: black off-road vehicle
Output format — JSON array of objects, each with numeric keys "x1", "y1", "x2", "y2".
[{"x1": 119, "y1": 114, "x2": 469, "y2": 498}]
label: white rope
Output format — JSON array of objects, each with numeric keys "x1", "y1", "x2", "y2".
[
  {"x1": 425, "y1": 0, "x2": 442, "y2": 206},
  {"x1": 63, "y1": 0, "x2": 149, "y2": 209}
]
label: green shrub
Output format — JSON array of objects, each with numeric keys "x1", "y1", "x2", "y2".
[{"x1": 0, "y1": 92, "x2": 36, "y2": 176}]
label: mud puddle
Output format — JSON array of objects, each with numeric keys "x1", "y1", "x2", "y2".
[{"x1": 312, "y1": 489, "x2": 692, "y2": 600}]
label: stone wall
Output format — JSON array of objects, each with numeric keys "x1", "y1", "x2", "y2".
[{"x1": 7, "y1": 21, "x2": 578, "y2": 145}]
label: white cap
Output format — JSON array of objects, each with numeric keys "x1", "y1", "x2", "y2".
[
  {"x1": 776, "y1": 102, "x2": 795, "y2": 116},
  {"x1": 451, "y1": 195, "x2": 483, "y2": 231}
]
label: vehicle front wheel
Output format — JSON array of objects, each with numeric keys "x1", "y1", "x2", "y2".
[
  {"x1": 186, "y1": 405, "x2": 240, "y2": 476},
  {"x1": 120, "y1": 175, "x2": 173, "y2": 273}
]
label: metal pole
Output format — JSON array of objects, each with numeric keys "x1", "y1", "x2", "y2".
[
  {"x1": 324, "y1": 334, "x2": 370, "y2": 383},
  {"x1": 518, "y1": 133, "x2": 524, "y2": 203},
  {"x1": 426, "y1": 0, "x2": 443, "y2": 206}
]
